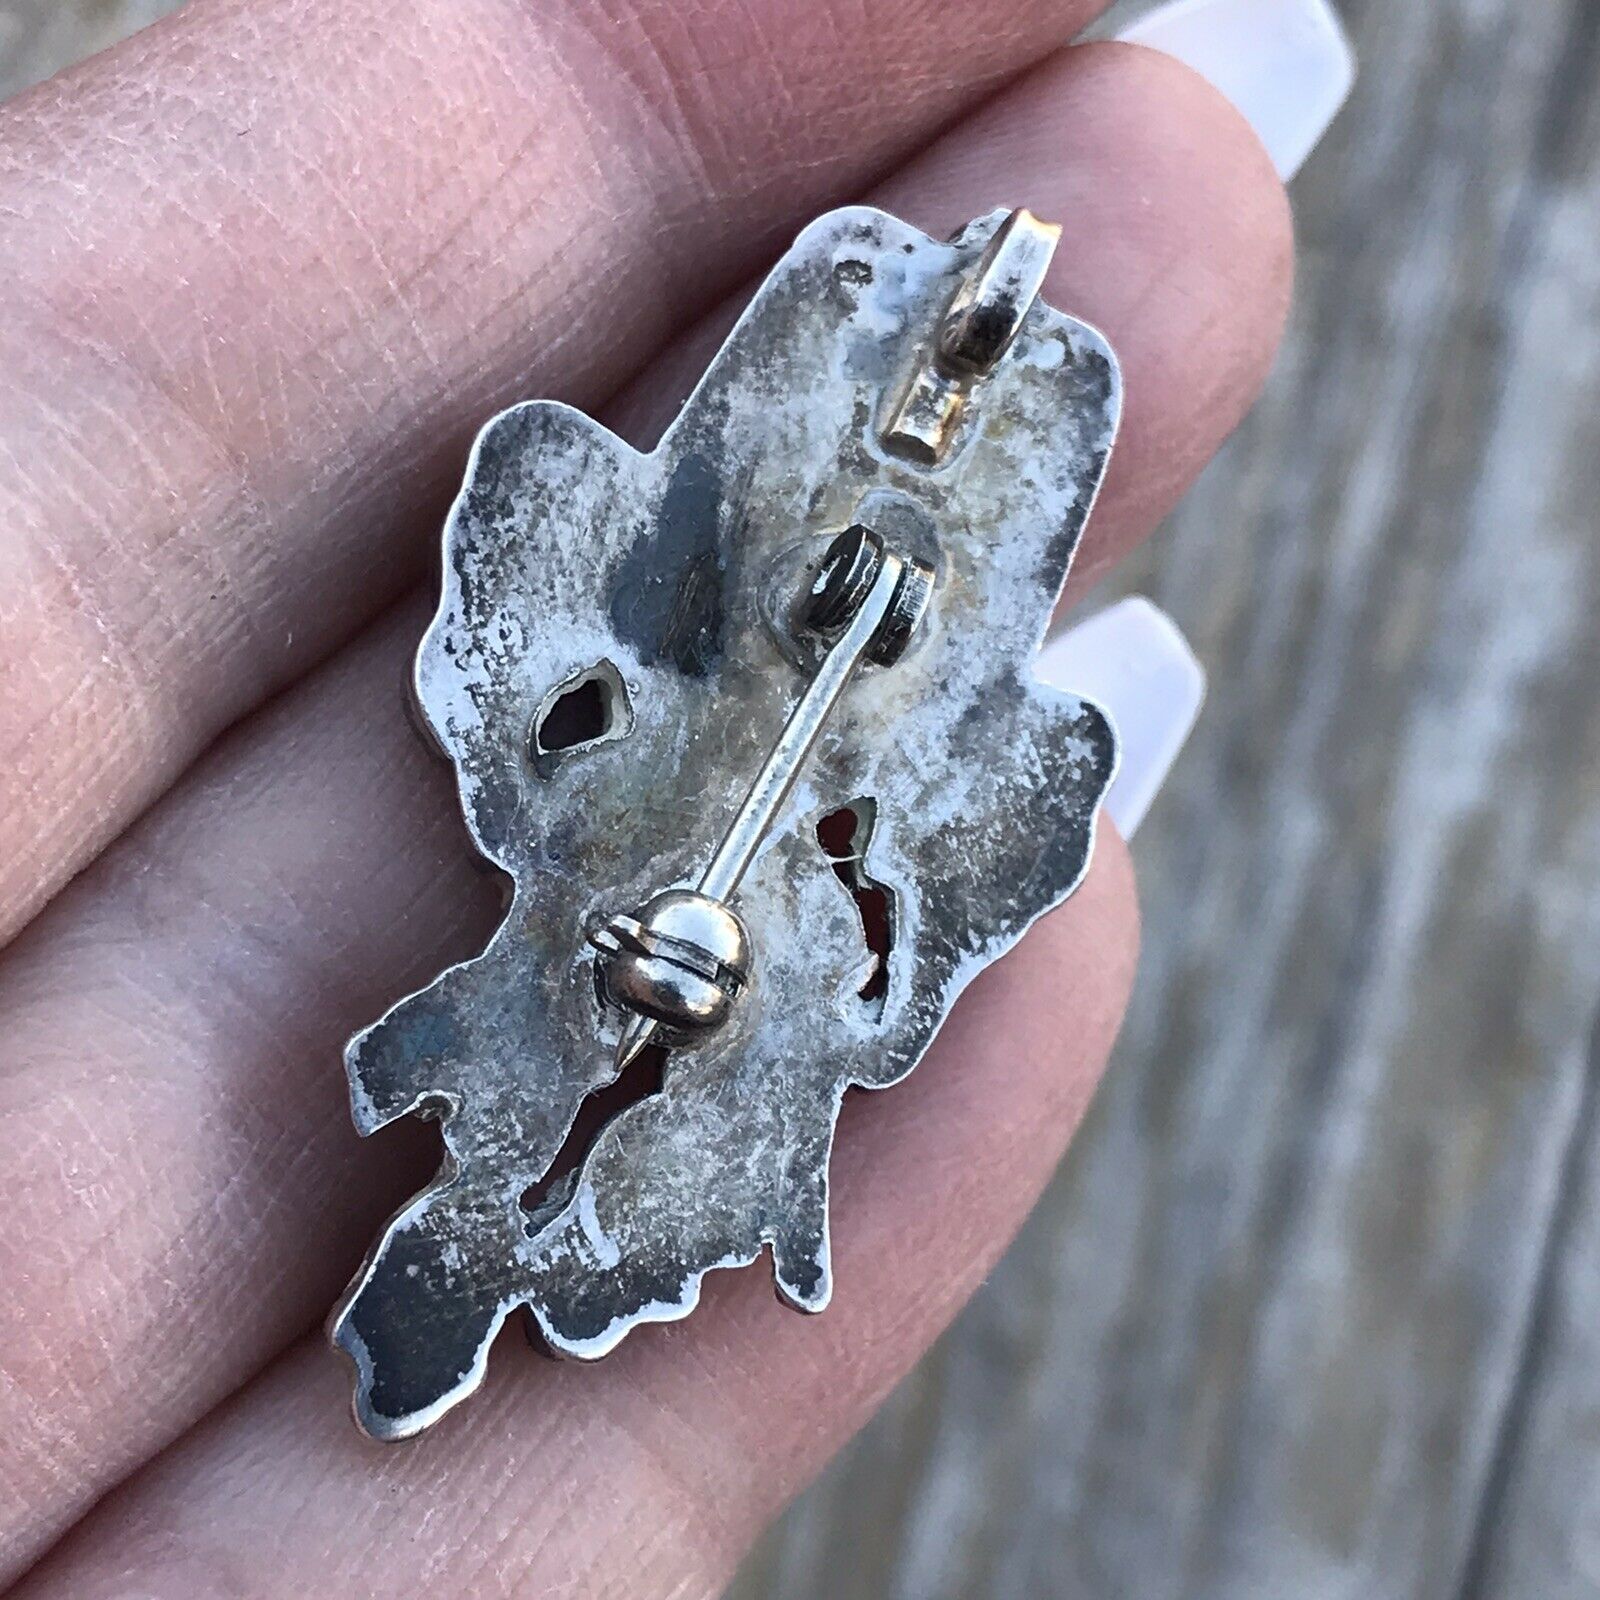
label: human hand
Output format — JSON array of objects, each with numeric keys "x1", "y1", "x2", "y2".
[{"x1": 0, "y1": 1, "x2": 1289, "y2": 1592}]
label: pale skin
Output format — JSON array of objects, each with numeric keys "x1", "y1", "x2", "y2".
[{"x1": 0, "y1": 2, "x2": 1292, "y2": 1593}]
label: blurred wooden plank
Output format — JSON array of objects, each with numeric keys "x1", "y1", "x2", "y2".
[{"x1": 1465, "y1": 1028, "x2": 1600, "y2": 1599}]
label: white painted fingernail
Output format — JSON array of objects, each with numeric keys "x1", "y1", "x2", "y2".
[
  {"x1": 1117, "y1": 0, "x2": 1356, "y2": 180},
  {"x1": 1036, "y1": 598, "x2": 1206, "y2": 839}
]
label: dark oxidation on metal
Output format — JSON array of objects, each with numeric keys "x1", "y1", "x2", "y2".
[{"x1": 328, "y1": 206, "x2": 1123, "y2": 1440}]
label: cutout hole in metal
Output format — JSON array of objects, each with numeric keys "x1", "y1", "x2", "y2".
[
  {"x1": 520, "y1": 1044, "x2": 669, "y2": 1228},
  {"x1": 532, "y1": 660, "x2": 632, "y2": 775},
  {"x1": 817, "y1": 799, "x2": 893, "y2": 1013}
]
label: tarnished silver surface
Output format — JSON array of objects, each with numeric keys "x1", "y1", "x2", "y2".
[{"x1": 329, "y1": 205, "x2": 1122, "y2": 1440}]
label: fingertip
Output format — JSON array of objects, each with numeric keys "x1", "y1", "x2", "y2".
[
  {"x1": 1000, "y1": 821, "x2": 1141, "y2": 1120},
  {"x1": 1116, "y1": 0, "x2": 1356, "y2": 182},
  {"x1": 869, "y1": 39, "x2": 1294, "y2": 593},
  {"x1": 1075, "y1": 38, "x2": 1296, "y2": 285},
  {"x1": 1131, "y1": 31, "x2": 1297, "y2": 368}
]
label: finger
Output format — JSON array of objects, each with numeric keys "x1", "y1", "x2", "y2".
[
  {"x1": 11, "y1": 844, "x2": 1138, "y2": 1600},
  {"x1": 0, "y1": 0, "x2": 1111, "y2": 949},
  {"x1": 0, "y1": 40, "x2": 1289, "y2": 1579}
]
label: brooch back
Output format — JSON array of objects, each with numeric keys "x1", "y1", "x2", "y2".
[{"x1": 330, "y1": 205, "x2": 1122, "y2": 1440}]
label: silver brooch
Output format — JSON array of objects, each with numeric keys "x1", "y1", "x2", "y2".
[{"x1": 329, "y1": 204, "x2": 1122, "y2": 1439}]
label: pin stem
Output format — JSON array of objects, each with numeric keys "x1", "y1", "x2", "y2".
[
  {"x1": 613, "y1": 1014, "x2": 661, "y2": 1072},
  {"x1": 697, "y1": 556, "x2": 902, "y2": 905},
  {"x1": 597, "y1": 529, "x2": 931, "y2": 1076},
  {"x1": 609, "y1": 558, "x2": 904, "y2": 1076}
]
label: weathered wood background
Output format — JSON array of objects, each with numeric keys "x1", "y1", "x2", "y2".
[{"x1": 6, "y1": 1, "x2": 1599, "y2": 1595}]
